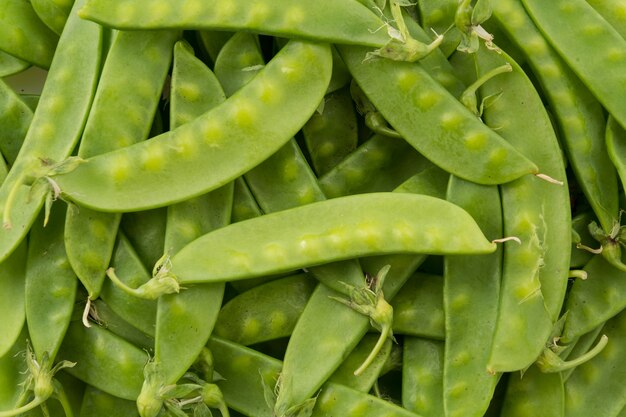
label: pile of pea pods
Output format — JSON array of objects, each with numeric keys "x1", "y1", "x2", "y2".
[{"x1": 2, "y1": 0, "x2": 626, "y2": 416}]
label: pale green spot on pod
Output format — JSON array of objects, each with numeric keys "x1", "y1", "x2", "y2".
[
  {"x1": 440, "y1": 111, "x2": 464, "y2": 131},
  {"x1": 559, "y1": 2, "x2": 578, "y2": 13},
  {"x1": 451, "y1": 351, "x2": 471, "y2": 366},
  {"x1": 464, "y1": 131, "x2": 488, "y2": 151},
  {"x1": 580, "y1": 363, "x2": 599, "y2": 384},
  {"x1": 527, "y1": 35, "x2": 548, "y2": 55},
  {"x1": 44, "y1": 97, "x2": 65, "y2": 114},
  {"x1": 35, "y1": 122, "x2": 56, "y2": 141},
  {"x1": 231, "y1": 354, "x2": 253, "y2": 373},
  {"x1": 355, "y1": 222, "x2": 382, "y2": 249},
  {"x1": 449, "y1": 294, "x2": 470, "y2": 312},
  {"x1": 248, "y1": 2, "x2": 270, "y2": 24},
  {"x1": 414, "y1": 90, "x2": 441, "y2": 111},
  {"x1": 150, "y1": 2, "x2": 171, "y2": 21},
  {"x1": 316, "y1": 390, "x2": 338, "y2": 413},
  {"x1": 229, "y1": 252, "x2": 251, "y2": 271},
  {"x1": 202, "y1": 119, "x2": 223, "y2": 147},
  {"x1": 182, "y1": 2, "x2": 203, "y2": 20},
  {"x1": 299, "y1": 235, "x2": 322, "y2": 257},
  {"x1": 280, "y1": 59, "x2": 303, "y2": 82},
  {"x1": 109, "y1": 154, "x2": 132, "y2": 182},
  {"x1": 348, "y1": 401, "x2": 369, "y2": 417},
  {"x1": 430, "y1": 9, "x2": 444, "y2": 22},
  {"x1": 487, "y1": 147, "x2": 509, "y2": 168},
  {"x1": 233, "y1": 100, "x2": 257, "y2": 128},
  {"x1": 178, "y1": 82, "x2": 202, "y2": 102},
  {"x1": 282, "y1": 159, "x2": 300, "y2": 182},
  {"x1": 141, "y1": 145, "x2": 165, "y2": 172},
  {"x1": 447, "y1": 382, "x2": 468, "y2": 398},
  {"x1": 297, "y1": 188, "x2": 317, "y2": 205},
  {"x1": 264, "y1": 242, "x2": 288, "y2": 263},
  {"x1": 318, "y1": 141, "x2": 335, "y2": 157},
  {"x1": 116, "y1": 3, "x2": 137, "y2": 24},
  {"x1": 607, "y1": 47, "x2": 626, "y2": 63},
  {"x1": 241, "y1": 317, "x2": 261, "y2": 340},
  {"x1": 257, "y1": 81, "x2": 281, "y2": 105},
  {"x1": 269, "y1": 311, "x2": 288, "y2": 334},
  {"x1": 173, "y1": 129, "x2": 198, "y2": 158},
  {"x1": 284, "y1": 5, "x2": 305, "y2": 28},
  {"x1": 393, "y1": 221, "x2": 416, "y2": 247},
  {"x1": 540, "y1": 62, "x2": 561, "y2": 78},
  {"x1": 326, "y1": 228, "x2": 350, "y2": 252},
  {"x1": 89, "y1": 219, "x2": 110, "y2": 239},
  {"x1": 513, "y1": 279, "x2": 542, "y2": 303},
  {"x1": 215, "y1": 2, "x2": 236, "y2": 20},
  {"x1": 80, "y1": 250, "x2": 105, "y2": 270},
  {"x1": 397, "y1": 70, "x2": 419, "y2": 92}
]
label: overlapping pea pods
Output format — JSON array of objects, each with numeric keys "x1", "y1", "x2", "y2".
[{"x1": 2, "y1": 0, "x2": 626, "y2": 416}]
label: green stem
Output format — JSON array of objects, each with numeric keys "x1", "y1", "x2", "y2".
[
  {"x1": 54, "y1": 384, "x2": 74, "y2": 417},
  {"x1": 105, "y1": 267, "x2": 144, "y2": 298},
  {"x1": 0, "y1": 396, "x2": 47, "y2": 417},
  {"x1": 354, "y1": 324, "x2": 392, "y2": 376},
  {"x1": 2, "y1": 175, "x2": 24, "y2": 229},
  {"x1": 556, "y1": 335, "x2": 609, "y2": 372}
]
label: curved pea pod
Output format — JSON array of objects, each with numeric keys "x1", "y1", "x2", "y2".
[
  {"x1": 522, "y1": 0, "x2": 626, "y2": 129},
  {"x1": 80, "y1": 387, "x2": 139, "y2": 417},
  {"x1": 562, "y1": 255, "x2": 626, "y2": 343},
  {"x1": 52, "y1": 40, "x2": 332, "y2": 212},
  {"x1": 402, "y1": 337, "x2": 444, "y2": 417},
  {"x1": 90, "y1": 299, "x2": 154, "y2": 351},
  {"x1": 0, "y1": 79, "x2": 33, "y2": 165},
  {"x1": 443, "y1": 176, "x2": 502, "y2": 417},
  {"x1": 121, "y1": 208, "x2": 167, "y2": 270},
  {"x1": 25, "y1": 205, "x2": 77, "y2": 362},
  {"x1": 0, "y1": 51, "x2": 29, "y2": 77},
  {"x1": 418, "y1": 0, "x2": 462, "y2": 56},
  {"x1": 492, "y1": 0, "x2": 618, "y2": 235},
  {"x1": 0, "y1": 0, "x2": 59, "y2": 68},
  {"x1": 170, "y1": 193, "x2": 495, "y2": 285},
  {"x1": 391, "y1": 272, "x2": 445, "y2": 340},
  {"x1": 337, "y1": 44, "x2": 538, "y2": 185},
  {"x1": 570, "y1": 212, "x2": 596, "y2": 268},
  {"x1": 500, "y1": 365, "x2": 564, "y2": 417},
  {"x1": 58, "y1": 321, "x2": 146, "y2": 401},
  {"x1": 213, "y1": 31, "x2": 263, "y2": 98},
  {"x1": 586, "y1": 0, "x2": 626, "y2": 39},
  {"x1": 476, "y1": 46, "x2": 571, "y2": 373},
  {"x1": 0, "y1": 333, "x2": 28, "y2": 410},
  {"x1": 0, "y1": 240, "x2": 26, "y2": 358},
  {"x1": 231, "y1": 177, "x2": 263, "y2": 223},
  {"x1": 78, "y1": 0, "x2": 390, "y2": 47},
  {"x1": 31, "y1": 0, "x2": 75, "y2": 35},
  {"x1": 564, "y1": 310, "x2": 626, "y2": 417},
  {"x1": 214, "y1": 273, "x2": 315, "y2": 346},
  {"x1": 0, "y1": 0, "x2": 102, "y2": 263}
]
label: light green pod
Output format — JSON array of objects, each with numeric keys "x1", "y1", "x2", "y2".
[
  {"x1": 402, "y1": 337, "x2": 445, "y2": 417},
  {"x1": 0, "y1": 51, "x2": 29, "y2": 77},
  {"x1": 170, "y1": 193, "x2": 496, "y2": 285},
  {"x1": 79, "y1": 387, "x2": 139, "y2": 417},
  {"x1": 0, "y1": 79, "x2": 33, "y2": 165},
  {"x1": 53, "y1": 40, "x2": 332, "y2": 212},
  {"x1": 30, "y1": 0, "x2": 75, "y2": 35}
]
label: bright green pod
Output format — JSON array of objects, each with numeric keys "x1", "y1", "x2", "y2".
[
  {"x1": 418, "y1": 0, "x2": 462, "y2": 56},
  {"x1": 170, "y1": 193, "x2": 496, "y2": 285},
  {"x1": 214, "y1": 273, "x2": 315, "y2": 346},
  {"x1": 586, "y1": 0, "x2": 626, "y2": 39},
  {"x1": 213, "y1": 31, "x2": 263, "y2": 98},
  {"x1": 52, "y1": 40, "x2": 332, "y2": 212},
  {"x1": 500, "y1": 365, "x2": 564, "y2": 417},
  {"x1": 231, "y1": 177, "x2": 262, "y2": 223},
  {"x1": 0, "y1": 0, "x2": 59, "y2": 68},
  {"x1": 90, "y1": 299, "x2": 154, "y2": 351},
  {"x1": 402, "y1": 337, "x2": 444, "y2": 417},
  {"x1": 78, "y1": 0, "x2": 390, "y2": 47},
  {"x1": 522, "y1": 0, "x2": 626, "y2": 129},
  {"x1": 0, "y1": 51, "x2": 29, "y2": 77},
  {"x1": 30, "y1": 0, "x2": 75, "y2": 35},
  {"x1": 0, "y1": 0, "x2": 102, "y2": 262},
  {"x1": 0, "y1": 241, "x2": 26, "y2": 358},
  {"x1": 338, "y1": 44, "x2": 538, "y2": 185},
  {"x1": 0, "y1": 79, "x2": 32, "y2": 165},
  {"x1": 79, "y1": 387, "x2": 139, "y2": 417},
  {"x1": 0, "y1": 334, "x2": 28, "y2": 410}
]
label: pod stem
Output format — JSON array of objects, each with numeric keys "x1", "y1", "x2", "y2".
[
  {"x1": 0, "y1": 396, "x2": 47, "y2": 417},
  {"x1": 354, "y1": 323, "x2": 392, "y2": 376},
  {"x1": 537, "y1": 335, "x2": 609, "y2": 373}
]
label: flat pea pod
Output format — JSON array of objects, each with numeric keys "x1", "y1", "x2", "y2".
[
  {"x1": 522, "y1": 0, "x2": 626, "y2": 129},
  {"x1": 0, "y1": 79, "x2": 33, "y2": 165},
  {"x1": 0, "y1": 0, "x2": 102, "y2": 262},
  {"x1": 25, "y1": 205, "x2": 76, "y2": 362},
  {"x1": 58, "y1": 321, "x2": 146, "y2": 401},
  {"x1": 79, "y1": 386, "x2": 139, "y2": 417},
  {"x1": 213, "y1": 273, "x2": 315, "y2": 346},
  {"x1": 170, "y1": 193, "x2": 496, "y2": 285},
  {"x1": 90, "y1": 299, "x2": 154, "y2": 351},
  {"x1": 570, "y1": 212, "x2": 596, "y2": 269},
  {"x1": 500, "y1": 365, "x2": 564, "y2": 417},
  {"x1": 121, "y1": 208, "x2": 167, "y2": 270},
  {"x1": 213, "y1": 31, "x2": 263, "y2": 98},
  {"x1": 443, "y1": 176, "x2": 502, "y2": 417},
  {"x1": 0, "y1": 51, "x2": 29, "y2": 77},
  {"x1": 231, "y1": 177, "x2": 263, "y2": 223},
  {"x1": 52, "y1": 40, "x2": 332, "y2": 212},
  {"x1": 564, "y1": 309, "x2": 626, "y2": 417},
  {"x1": 30, "y1": 0, "x2": 75, "y2": 35},
  {"x1": 65, "y1": 29, "x2": 179, "y2": 299},
  {"x1": 302, "y1": 87, "x2": 359, "y2": 177},
  {"x1": 197, "y1": 30, "x2": 233, "y2": 66},
  {"x1": 586, "y1": 0, "x2": 626, "y2": 39},
  {"x1": 492, "y1": 0, "x2": 617, "y2": 234},
  {"x1": 337, "y1": 44, "x2": 538, "y2": 185},
  {"x1": 606, "y1": 116, "x2": 626, "y2": 203},
  {"x1": 562, "y1": 255, "x2": 626, "y2": 343},
  {"x1": 0, "y1": 0, "x2": 59, "y2": 68},
  {"x1": 391, "y1": 272, "x2": 445, "y2": 340},
  {"x1": 318, "y1": 134, "x2": 431, "y2": 199},
  {"x1": 476, "y1": 45, "x2": 571, "y2": 373},
  {"x1": 402, "y1": 337, "x2": 444, "y2": 417},
  {"x1": 78, "y1": 0, "x2": 390, "y2": 47},
  {"x1": 417, "y1": 0, "x2": 462, "y2": 57},
  {"x1": 0, "y1": 333, "x2": 28, "y2": 410}
]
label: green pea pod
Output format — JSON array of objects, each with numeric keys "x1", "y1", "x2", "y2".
[
  {"x1": 80, "y1": 387, "x2": 139, "y2": 417},
  {"x1": 418, "y1": 0, "x2": 462, "y2": 56},
  {"x1": 402, "y1": 337, "x2": 445, "y2": 416},
  {"x1": 500, "y1": 365, "x2": 564, "y2": 417},
  {"x1": 0, "y1": 79, "x2": 33, "y2": 165},
  {"x1": 391, "y1": 272, "x2": 445, "y2": 340},
  {"x1": 0, "y1": 51, "x2": 29, "y2": 77},
  {"x1": 169, "y1": 193, "x2": 495, "y2": 286},
  {"x1": 213, "y1": 31, "x2": 263, "y2": 98},
  {"x1": 0, "y1": 0, "x2": 102, "y2": 263},
  {"x1": 475, "y1": 45, "x2": 570, "y2": 373},
  {"x1": 492, "y1": 0, "x2": 617, "y2": 235},
  {"x1": 337, "y1": 44, "x2": 538, "y2": 185},
  {"x1": 586, "y1": 0, "x2": 626, "y2": 39},
  {"x1": 78, "y1": 0, "x2": 390, "y2": 47},
  {"x1": 231, "y1": 177, "x2": 263, "y2": 223},
  {"x1": 65, "y1": 29, "x2": 179, "y2": 299},
  {"x1": 30, "y1": 0, "x2": 75, "y2": 35},
  {"x1": 58, "y1": 321, "x2": 146, "y2": 401},
  {"x1": 25, "y1": 205, "x2": 77, "y2": 362},
  {"x1": 522, "y1": 0, "x2": 626, "y2": 129},
  {"x1": 52, "y1": 40, "x2": 332, "y2": 212},
  {"x1": 121, "y1": 208, "x2": 168, "y2": 270},
  {"x1": 562, "y1": 255, "x2": 626, "y2": 343},
  {"x1": 564, "y1": 310, "x2": 626, "y2": 417},
  {"x1": 90, "y1": 299, "x2": 154, "y2": 351},
  {"x1": 0, "y1": 0, "x2": 59, "y2": 68},
  {"x1": 0, "y1": 333, "x2": 28, "y2": 410}
]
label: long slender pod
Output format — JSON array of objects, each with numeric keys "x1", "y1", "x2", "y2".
[
  {"x1": 79, "y1": 387, "x2": 139, "y2": 417},
  {"x1": 64, "y1": 29, "x2": 179, "y2": 301},
  {"x1": 500, "y1": 365, "x2": 564, "y2": 417},
  {"x1": 0, "y1": 0, "x2": 102, "y2": 262},
  {"x1": 492, "y1": 0, "x2": 617, "y2": 234},
  {"x1": 0, "y1": 79, "x2": 33, "y2": 165},
  {"x1": 585, "y1": 0, "x2": 626, "y2": 39},
  {"x1": 30, "y1": 0, "x2": 75, "y2": 35},
  {"x1": 0, "y1": 51, "x2": 29, "y2": 77},
  {"x1": 402, "y1": 337, "x2": 445, "y2": 417},
  {"x1": 443, "y1": 176, "x2": 502, "y2": 417},
  {"x1": 51, "y1": 40, "x2": 332, "y2": 212},
  {"x1": 521, "y1": 0, "x2": 626, "y2": 129},
  {"x1": 476, "y1": 45, "x2": 571, "y2": 372}
]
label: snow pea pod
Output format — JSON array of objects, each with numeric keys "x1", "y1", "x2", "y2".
[
  {"x1": 522, "y1": 0, "x2": 626, "y2": 129},
  {"x1": 79, "y1": 387, "x2": 139, "y2": 417},
  {"x1": 170, "y1": 193, "x2": 496, "y2": 285},
  {"x1": 65, "y1": 29, "x2": 178, "y2": 300},
  {"x1": 492, "y1": 0, "x2": 617, "y2": 234},
  {"x1": 214, "y1": 273, "x2": 315, "y2": 346},
  {"x1": 0, "y1": 240, "x2": 26, "y2": 358},
  {"x1": 25, "y1": 205, "x2": 76, "y2": 362},
  {"x1": 500, "y1": 365, "x2": 564, "y2": 417},
  {"x1": 31, "y1": 0, "x2": 75, "y2": 35},
  {"x1": 52, "y1": 40, "x2": 332, "y2": 212},
  {"x1": 0, "y1": 51, "x2": 29, "y2": 77},
  {"x1": 337, "y1": 44, "x2": 538, "y2": 185},
  {"x1": 0, "y1": 0, "x2": 58, "y2": 68},
  {"x1": 90, "y1": 299, "x2": 154, "y2": 351},
  {"x1": 121, "y1": 208, "x2": 167, "y2": 270},
  {"x1": 0, "y1": 79, "x2": 33, "y2": 165},
  {"x1": 78, "y1": 0, "x2": 390, "y2": 48},
  {"x1": 0, "y1": 0, "x2": 102, "y2": 262},
  {"x1": 402, "y1": 337, "x2": 444, "y2": 417},
  {"x1": 586, "y1": 0, "x2": 626, "y2": 39},
  {"x1": 231, "y1": 177, "x2": 263, "y2": 223},
  {"x1": 476, "y1": 45, "x2": 570, "y2": 373}
]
